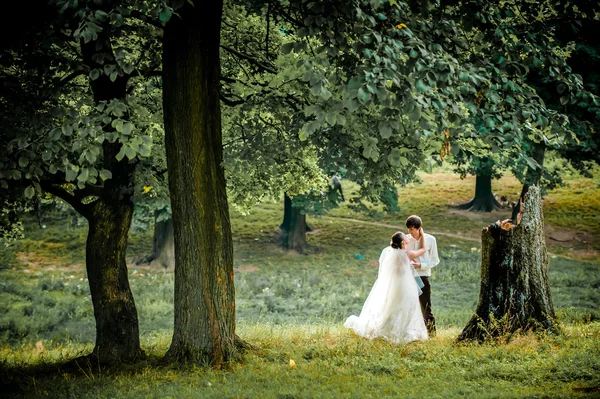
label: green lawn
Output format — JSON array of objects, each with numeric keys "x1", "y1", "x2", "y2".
[{"x1": 1, "y1": 169, "x2": 599, "y2": 398}]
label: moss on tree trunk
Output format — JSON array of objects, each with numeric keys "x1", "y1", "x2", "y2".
[
  {"x1": 282, "y1": 203, "x2": 309, "y2": 254},
  {"x1": 162, "y1": 0, "x2": 236, "y2": 367},
  {"x1": 280, "y1": 193, "x2": 311, "y2": 253},
  {"x1": 457, "y1": 186, "x2": 557, "y2": 342},
  {"x1": 512, "y1": 143, "x2": 546, "y2": 221},
  {"x1": 148, "y1": 214, "x2": 175, "y2": 269},
  {"x1": 86, "y1": 199, "x2": 143, "y2": 363},
  {"x1": 61, "y1": 33, "x2": 144, "y2": 365}
]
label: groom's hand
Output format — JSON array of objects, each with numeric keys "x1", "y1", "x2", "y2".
[{"x1": 412, "y1": 262, "x2": 421, "y2": 269}]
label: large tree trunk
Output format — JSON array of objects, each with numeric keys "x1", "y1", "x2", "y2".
[
  {"x1": 279, "y1": 193, "x2": 311, "y2": 233},
  {"x1": 279, "y1": 193, "x2": 293, "y2": 232},
  {"x1": 162, "y1": 0, "x2": 236, "y2": 367},
  {"x1": 457, "y1": 186, "x2": 557, "y2": 342},
  {"x1": 145, "y1": 213, "x2": 175, "y2": 269},
  {"x1": 512, "y1": 143, "x2": 546, "y2": 221},
  {"x1": 281, "y1": 203, "x2": 308, "y2": 254},
  {"x1": 457, "y1": 173, "x2": 502, "y2": 212},
  {"x1": 70, "y1": 26, "x2": 143, "y2": 364},
  {"x1": 85, "y1": 199, "x2": 142, "y2": 363}
]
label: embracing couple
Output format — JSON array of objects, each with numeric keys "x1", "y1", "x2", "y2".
[{"x1": 344, "y1": 215, "x2": 439, "y2": 343}]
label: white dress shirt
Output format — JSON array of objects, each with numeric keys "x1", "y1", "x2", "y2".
[{"x1": 407, "y1": 233, "x2": 439, "y2": 277}]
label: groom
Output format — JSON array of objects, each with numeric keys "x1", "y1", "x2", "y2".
[{"x1": 406, "y1": 215, "x2": 439, "y2": 336}]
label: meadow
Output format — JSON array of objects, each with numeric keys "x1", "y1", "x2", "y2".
[{"x1": 1, "y1": 168, "x2": 599, "y2": 398}]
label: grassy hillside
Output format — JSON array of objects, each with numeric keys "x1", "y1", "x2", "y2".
[{"x1": 1, "y1": 168, "x2": 599, "y2": 398}]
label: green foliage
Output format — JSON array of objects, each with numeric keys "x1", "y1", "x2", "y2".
[
  {"x1": 276, "y1": 0, "x2": 599, "y2": 195},
  {"x1": 0, "y1": 0, "x2": 165, "y2": 205},
  {"x1": 220, "y1": 2, "x2": 438, "y2": 217}
]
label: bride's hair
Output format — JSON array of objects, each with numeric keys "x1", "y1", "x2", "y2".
[{"x1": 390, "y1": 231, "x2": 405, "y2": 249}]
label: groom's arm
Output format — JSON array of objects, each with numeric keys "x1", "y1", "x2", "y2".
[{"x1": 417, "y1": 235, "x2": 439, "y2": 272}]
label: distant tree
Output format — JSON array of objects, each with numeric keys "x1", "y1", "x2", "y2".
[{"x1": 453, "y1": 155, "x2": 503, "y2": 212}]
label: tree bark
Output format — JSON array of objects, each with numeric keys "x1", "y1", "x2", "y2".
[
  {"x1": 457, "y1": 186, "x2": 557, "y2": 342},
  {"x1": 147, "y1": 214, "x2": 175, "y2": 269},
  {"x1": 457, "y1": 173, "x2": 502, "y2": 212},
  {"x1": 279, "y1": 193, "x2": 311, "y2": 233},
  {"x1": 281, "y1": 203, "x2": 308, "y2": 254},
  {"x1": 162, "y1": 0, "x2": 236, "y2": 367},
  {"x1": 85, "y1": 199, "x2": 142, "y2": 363},
  {"x1": 512, "y1": 143, "x2": 546, "y2": 221},
  {"x1": 279, "y1": 193, "x2": 293, "y2": 232},
  {"x1": 66, "y1": 26, "x2": 144, "y2": 364}
]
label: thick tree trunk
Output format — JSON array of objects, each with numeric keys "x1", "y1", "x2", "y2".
[
  {"x1": 86, "y1": 199, "x2": 142, "y2": 363},
  {"x1": 279, "y1": 193, "x2": 311, "y2": 233},
  {"x1": 457, "y1": 186, "x2": 557, "y2": 342},
  {"x1": 457, "y1": 173, "x2": 502, "y2": 212},
  {"x1": 162, "y1": 0, "x2": 236, "y2": 367},
  {"x1": 281, "y1": 204, "x2": 308, "y2": 254},
  {"x1": 68, "y1": 26, "x2": 143, "y2": 364},
  {"x1": 279, "y1": 193, "x2": 293, "y2": 232},
  {"x1": 147, "y1": 214, "x2": 175, "y2": 269},
  {"x1": 512, "y1": 144, "x2": 546, "y2": 221}
]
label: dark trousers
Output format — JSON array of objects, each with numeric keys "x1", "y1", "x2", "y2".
[{"x1": 419, "y1": 276, "x2": 436, "y2": 336}]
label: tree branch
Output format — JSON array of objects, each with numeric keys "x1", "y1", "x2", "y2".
[
  {"x1": 74, "y1": 184, "x2": 104, "y2": 199},
  {"x1": 220, "y1": 45, "x2": 277, "y2": 74},
  {"x1": 129, "y1": 10, "x2": 164, "y2": 30},
  {"x1": 220, "y1": 92, "x2": 246, "y2": 107},
  {"x1": 57, "y1": 70, "x2": 87, "y2": 87},
  {"x1": 39, "y1": 181, "x2": 91, "y2": 217}
]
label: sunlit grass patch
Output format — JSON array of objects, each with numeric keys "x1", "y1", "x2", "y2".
[{"x1": 3, "y1": 323, "x2": 599, "y2": 398}]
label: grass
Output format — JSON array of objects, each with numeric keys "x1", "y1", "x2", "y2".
[
  {"x1": 1, "y1": 168, "x2": 599, "y2": 398},
  {"x1": 2, "y1": 324, "x2": 600, "y2": 398}
]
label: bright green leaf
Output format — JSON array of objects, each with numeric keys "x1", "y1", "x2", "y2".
[
  {"x1": 358, "y1": 87, "x2": 371, "y2": 103},
  {"x1": 415, "y1": 79, "x2": 428, "y2": 93},
  {"x1": 65, "y1": 168, "x2": 77, "y2": 182},
  {"x1": 77, "y1": 168, "x2": 89, "y2": 182},
  {"x1": 379, "y1": 121, "x2": 392, "y2": 139},
  {"x1": 99, "y1": 169, "x2": 112, "y2": 181},
  {"x1": 115, "y1": 146, "x2": 126, "y2": 162},
  {"x1": 122, "y1": 122, "x2": 133, "y2": 135},
  {"x1": 159, "y1": 6, "x2": 173, "y2": 22},
  {"x1": 24, "y1": 185, "x2": 35, "y2": 199}
]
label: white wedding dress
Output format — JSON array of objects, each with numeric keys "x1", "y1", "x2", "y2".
[{"x1": 344, "y1": 246, "x2": 428, "y2": 344}]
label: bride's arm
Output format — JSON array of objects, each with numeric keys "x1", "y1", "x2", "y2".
[{"x1": 406, "y1": 227, "x2": 426, "y2": 260}]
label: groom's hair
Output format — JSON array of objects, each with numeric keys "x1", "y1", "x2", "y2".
[{"x1": 405, "y1": 215, "x2": 422, "y2": 229}]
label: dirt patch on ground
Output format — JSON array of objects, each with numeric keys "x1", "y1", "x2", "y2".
[
  {"x1": 565, "y1": 249, "x2": 600, "y2": 259},
  {"x1": 16, "y1": 252, "x2": 43, "y2": 268},
  {"x1": 545, "y1": 225, "x2": 596, "y2": 246},
  {"x1": 14, "y1": 252, "x2": 83, "y2": 271},
  {"x1": 44, "y1": 264, "x2": 84, "y2": 271},
  {"x1": 235, "y1": 264, "x2": 259, "y2": 272},
  {"x1": 447, "y1": 207, "x2": 514, "y2": 224}
]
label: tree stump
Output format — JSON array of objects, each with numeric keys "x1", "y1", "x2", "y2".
[{"x1": 457, "y1": 186, "x2": 557, "y2": 342}]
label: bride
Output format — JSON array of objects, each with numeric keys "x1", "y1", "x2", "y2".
[{"x1": 344, "y1": 228, "x2": 428, "y2": 343}]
